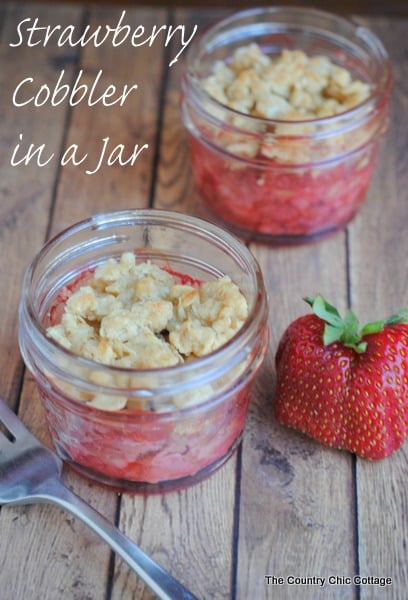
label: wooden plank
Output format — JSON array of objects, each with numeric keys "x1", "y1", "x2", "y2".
[
  {"x1": 349, "y1": 18, "x2": 408, "y2": 600},
  {"x1": 238, "y1": 242, "x2": 355, "y2": 600},
  {"x1": 43, "y1": 6, "x2": 211, "y2": 600},
  {"x1": 0, "y1": 3, "x2": 78, "y2": 406},
  {"x1": 49, "y1": 5, "x2": 167, "y2": 235},
  {"x1": 157, "y1": 7, "x2": 354, "y2": 598},
  {"x1": 113, "y1": 474, "x2": 236, "y2": 599},
  {"x1": 0, "y1": 6, "x2": 167, "y2": 600},
  {"x1": 151, "y1": 8, "x2": 224, "y2": 217},
  {"x1": 111, "y1": 9, "x2": 236, "y2": 599},
  {"x1": 17, "y1": 0, "x2": 408, "y2": 18},
  {"x1": 0, "y1": 5, "x2": 102, "y2": 599}
]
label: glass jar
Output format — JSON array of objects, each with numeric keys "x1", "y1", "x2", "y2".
[
  {"x1": 181, "y1": 7, "x2": 392, "y2": 244},
  {"x1": 18, "y1": 209, "x2": 269, "y2": 493}
]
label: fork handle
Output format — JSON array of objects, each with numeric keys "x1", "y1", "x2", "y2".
[{"x1": 34, "y1": 479, "x2": 198, "y2": 600}]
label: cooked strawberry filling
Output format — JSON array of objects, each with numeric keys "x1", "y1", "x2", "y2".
[
  {"x1": 189, "y1": 135, "x2": 377, "y2": 239},
  {"x1": 42, "y1": 254, "x2": 252, "y2": 485}
]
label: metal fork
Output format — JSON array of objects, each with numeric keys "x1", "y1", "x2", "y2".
[{"x1": 0, "y1": 397, "x2": 197, "y2": 600}]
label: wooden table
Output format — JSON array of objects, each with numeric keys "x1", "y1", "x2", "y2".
[{"x1": 0, "y1": 3, "x2": 407, "y2": 599}]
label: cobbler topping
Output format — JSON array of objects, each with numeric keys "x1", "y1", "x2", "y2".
[
  {"x1": 46, "y1": 252, "x2": 248, "y2": 370},
  {"x1": 202, "y1": 44, "x2": 371, "y2": 121},
  {"x1": 198, "y1": 45, "x2": 372, "y2": 164}
]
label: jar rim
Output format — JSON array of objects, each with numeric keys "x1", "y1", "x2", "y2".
[
  {"x1": 21, "y1": 209, "x2": 269, "y2": 394},
  {"x1": 183, "y1": 5, "x2": 392, "y2": 130}
]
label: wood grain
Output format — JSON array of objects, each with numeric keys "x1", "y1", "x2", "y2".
[
  {"x1": 0, "y1": 6, "x2": 106, "y2": 599},
  {"x1": 237, "y1": 241, "x2": 356, "y2": 600},
  {"x1": 49, "y1": 6, "x2": 168, "y2": 234},
  {"x1": 119, "y1": 9, "x2": 238, "y2": 599},
  {"x1": 0, "y1": 3, "x2": 78, "y2": 407},
  {"x1": 0, "y1": 4, "x2": 407, "y2": 600},
  {"x1": 153, "y1": 8, "x2": 223, "y2": 218},
  {"x1": 20, "y1": 0, "x2": 408, "y2": 18},
  {"x1": 349, "y1": 18, "x2": 408, "y2": 600}
]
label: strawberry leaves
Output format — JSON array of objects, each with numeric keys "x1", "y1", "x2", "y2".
[{"x1": 304, "y1": 295, "x2": 408, "y2": 353}]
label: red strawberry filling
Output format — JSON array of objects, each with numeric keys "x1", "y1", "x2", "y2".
[
  {"x1": 189, "y1": 135, "x2": 377, "y2": 240},
  {"x1": 43, "y1": 260, "x2": 250, "y2": 486}
]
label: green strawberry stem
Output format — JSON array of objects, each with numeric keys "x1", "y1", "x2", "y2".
[{"x1": 304, "y1": 295, "x2": 408, "y2": 354}]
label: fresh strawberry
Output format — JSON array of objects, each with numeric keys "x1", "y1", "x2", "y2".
[{"x1": 274, "y1": 295, "x2": 408, "y2": 459}]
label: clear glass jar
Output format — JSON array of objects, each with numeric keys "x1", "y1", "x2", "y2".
[
  {"x1": 18, "y1": 209, "x2": 269, "y2": 493},
  {"x1": 181, "y1": 7, "x2": 392, "y2": 244}
]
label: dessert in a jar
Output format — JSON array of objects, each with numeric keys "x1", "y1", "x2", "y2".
[
  {"x1": 18, "y1": 210, "x2": 269, "y2": 492},
  {"x1": 181, "y1": 7, "x2": 392, "y2": 244}
]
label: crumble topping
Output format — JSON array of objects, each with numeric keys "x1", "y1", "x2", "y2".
[
  {"x1": 47, "y1": 252, "x2": 248, "y2": 370},
  {"x1": 199, "y1": 44, "x2": 372, "y2": 163},
  {"x1": 202, "y1": 44, "x2": 371, "y2": 122}
]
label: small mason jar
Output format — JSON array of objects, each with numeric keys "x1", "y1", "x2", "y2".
[
  {"x1": 18, "y1": 209, "x2": 269, "y2": 493},
  {"x1": 181, "y1": 7, "x2": 392, "y2": 244}
]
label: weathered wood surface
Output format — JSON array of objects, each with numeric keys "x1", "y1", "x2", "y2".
[
  {"x1": 20, "y1": 0, "x2": 408, "y2": 18},
  {"x1": 0, "y1": 4, "x2": 407, "y2": 599}
]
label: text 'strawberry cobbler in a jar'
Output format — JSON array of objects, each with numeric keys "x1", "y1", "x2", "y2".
[
  {"x1": 18, "y1": 210, "x2": 269, "y2": 493},
  {"x1": 181, "y1": 7, "x2": 392, "y2": 244}
]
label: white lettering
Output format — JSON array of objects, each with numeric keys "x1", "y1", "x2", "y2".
[
  {"x1": 12, "y1": 77, "x2": 34, "y2": 107},
  {"x1": 85, "y1": 137, "x2": 149, "y2": 175},
  {"x1": 9, "y1": 17, "x2": 29, "y2": 47},
  {"x1": 12, "y1": 69, "x2": 138, "y2": 108},
  {"x1": 10, "y1": 133, "x2": 54, "y2": 167},
  {"x1": 61, "y1": 144, "x2": 88, "y2": 167},
  {"x1": 168, "y1": 24, "x2": 198, "y2": 66},
  {"x1": 9, "y1": 12, "x2": 198, "y2": 66}
]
